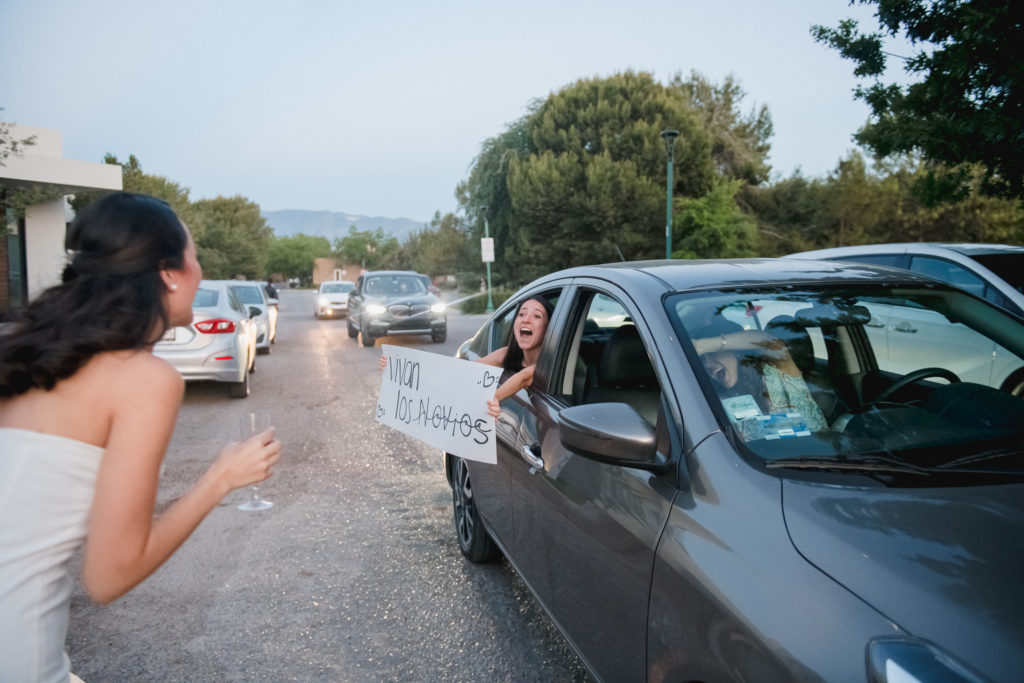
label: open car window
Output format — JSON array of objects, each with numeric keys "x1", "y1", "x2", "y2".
[{"x1": 557, "y1": 290, "x2": 661, "y2": 427}]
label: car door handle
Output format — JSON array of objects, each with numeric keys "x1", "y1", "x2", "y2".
[
  {"x1": 866, "y1": 317, "x2": 885, "y2": 328},
  {"x1": 520, "y1": 444, "x2": 544, "y2": 473},
  {"x1": 893, "y1": 322, "x2": 918, "y2": 333}
]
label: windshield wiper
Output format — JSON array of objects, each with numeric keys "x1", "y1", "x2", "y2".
[
  {"x1": 936, "y1": 443, "x2": 1024, "y2": 471},
  {"x1": 765, "y1": 455, "x2": 931, "y2": 476}
]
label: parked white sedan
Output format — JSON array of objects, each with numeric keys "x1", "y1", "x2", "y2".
[{"x1": 153, "y1": 280, "x2": 257, "y2": 398}]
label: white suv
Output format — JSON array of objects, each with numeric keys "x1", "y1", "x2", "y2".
[{"x1": 787, "y1": 243, "x2": 1024, "y2": 318}]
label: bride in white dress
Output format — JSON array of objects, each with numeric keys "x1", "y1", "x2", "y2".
[{"x1": 0, "y1": 192, "x2": 282, "y2": 682}]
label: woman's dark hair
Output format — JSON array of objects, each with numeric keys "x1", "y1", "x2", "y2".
[
  {"x1": 0, "y1": 192, "x2": 187, "y2": 397},
  {"x1": 502, "y1": 295, "x2": 554, "y2": 373}
]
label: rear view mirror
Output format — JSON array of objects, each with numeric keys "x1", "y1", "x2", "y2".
[
  {"x1": 249, "y1": 306, "x2": 261, "y2": 318},
  {"x1": 794, "y1": 303, "x2": 871, "y2": 327}
]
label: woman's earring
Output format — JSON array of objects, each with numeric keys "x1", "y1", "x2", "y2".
[{"x1": 169, "y1": 283, "x2": 179, "y2": 292}]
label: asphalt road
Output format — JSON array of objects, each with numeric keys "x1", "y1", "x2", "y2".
[{"x1": 67, "y1": 288, "x2": 591, "y2": 682}]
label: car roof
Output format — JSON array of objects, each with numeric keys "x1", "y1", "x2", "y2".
[{"x1": 526, "y1": 258, "x2": 939, "y2": 294}]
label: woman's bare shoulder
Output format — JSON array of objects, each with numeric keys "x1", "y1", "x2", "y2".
[{"x1": 91, "y1": 350, "x2": 183, "y2": 392}]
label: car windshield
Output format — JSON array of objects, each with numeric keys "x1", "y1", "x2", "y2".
[
  {"x1": 667, "y1": 284, "x2": 1024, "y2": 474},
  {"x1": 322, "y1": 282, "x2": 353, "y2": 294},
  {"x1": 969, "y1": 252, "x2": 1024, "y2": 295},
  {"x1": 231, "y1": 285, "x2": 264, "y2": 304},
  {"x1": 193, "y1": 288, "x2": 218, "y2": 308},
  {"x1": 364, "y1": 275, "x2": 426, "y2": 296}
]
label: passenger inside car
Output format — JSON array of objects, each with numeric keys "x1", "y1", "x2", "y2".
[{"x1": 690, "y1": 317, "x2": 828, "y2": 438}]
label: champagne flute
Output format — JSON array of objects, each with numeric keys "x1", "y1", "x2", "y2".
[{"x1": 237, "y1": 412, "x2": 273, "y2": 511}]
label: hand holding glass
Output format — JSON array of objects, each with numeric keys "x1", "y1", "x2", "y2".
[{"x1": 238, "y1": 412, "x2": 273, "y2": 511}]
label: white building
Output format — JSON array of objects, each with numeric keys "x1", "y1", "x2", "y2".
[{"x1": 1, "y1": 123, "x2": 122, "y2": 311}]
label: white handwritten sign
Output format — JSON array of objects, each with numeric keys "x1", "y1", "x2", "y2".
[{"x1": 376, "y1": 344, "x2": 499, "y2": 464}]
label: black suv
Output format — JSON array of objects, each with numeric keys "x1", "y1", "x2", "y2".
[{"x1": 347, "y1": 270, "x2": 447, "y2": 346}]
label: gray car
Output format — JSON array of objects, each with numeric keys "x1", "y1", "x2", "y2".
[
  {"x1": 153, "y1": 280, "x2": 257, "y2": 398},
  {"x1": 444, "y1": 259, "x2": 1024, "y2": 682},
  {"x1": 347, "y1": 270, "x2": 447, "y2": 346}
]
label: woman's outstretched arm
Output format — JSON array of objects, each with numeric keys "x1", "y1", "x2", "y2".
[
  {"x1": 486, "y1": 365, "x2": 535, "y2": 417},
  {"x1": 82, "y1": 355, "x2": 280, "y2": 604}
]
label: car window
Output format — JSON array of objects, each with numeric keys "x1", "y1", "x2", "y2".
[
  {"x1": 969, "y1": 252, "x2": 1024, "y2": 295},
  {"x1": 365, "y1": 275, "x2": 425, "y2": 296},
  {"x1": 909, "y1": 256, "x2": 986, "y2": 298},
  {"x1": 834, "y1": 253, "x2": 903, "y2": 267},
  {"x1": 558, "y1": 290, "x2": 662, "y2": 427},
  {"x1": 669, "y1": 285, "x2": 1024, "y2": 466},
  {"x1": 193, "y1": 288, "x2": 218, "y2": 308},
  {"x1": 231, "y1": 285, "x2": 265, "y2": 304},
  {"x1": 226, "y1": 288, "x2": 245, "y2": 315},
  {"x1": 321, "y1": 282, "x2": 353, "y2": 294}
]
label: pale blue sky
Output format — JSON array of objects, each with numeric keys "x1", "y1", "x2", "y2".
[{"x1": 1, "y1": 0, "x2": 909, "y2": 223}]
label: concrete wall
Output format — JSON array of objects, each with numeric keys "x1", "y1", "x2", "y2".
[
  {"x1": 1, "y1": 123, "x2": 122, "y2": 303},
  {"x1": 24, "y1": 198, "x2": 71, "y2": 299}
]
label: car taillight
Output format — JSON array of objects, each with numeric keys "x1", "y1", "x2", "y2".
[{"x1": 195, "y1": 319, "x2": 236, "y2": 334}]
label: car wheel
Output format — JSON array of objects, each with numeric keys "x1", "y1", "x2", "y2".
[
  {"x1": 451, "y1": 457, "x2": 500, "y2": 563},
  {"x1": 361, "y1": 329, "x2": 375, "y2": 347},
  {"x1": 229, "y1": 365, "x2": 250, "y2": 399},
  {"x1": 432, "y1": 329, "x2": 447, "y2": 343},
  {"x1": 347, "y1": 318, "x2": 359, "y2": 338}
]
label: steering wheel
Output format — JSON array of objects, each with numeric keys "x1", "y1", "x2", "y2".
[{"x1": 871, "y1": 367, "x2": 961, "y2": 404}]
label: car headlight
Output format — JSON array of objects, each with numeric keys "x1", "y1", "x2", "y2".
[
  {"x1": 430, "y1": 302, "x2": 446, "y2": 314},
  {"x1": 867, "y1": 637, "x2": 984, "y2": 683},
  {"x1": 365, "y1": 303, "x2": 387, "y2": 315},
  {"x1": 318, "y1": 296, "x2": 328, "y2": 307}
]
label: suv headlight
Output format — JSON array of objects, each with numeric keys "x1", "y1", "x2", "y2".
[
  {"x1": 365, "y1": 303, "x2": 387, "y2": 315},
  {"x1": 867, "y1": 637, "x2": 984, "y2": 683},
  {"x1": 430, "y1": 302, "x2": 446, "y2": 314}
]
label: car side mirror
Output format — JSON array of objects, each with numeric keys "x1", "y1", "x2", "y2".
[
  {"x1": 249, "y1": 306, "x2": 261, "y2": 318},
  {"x1": 558, "y1": 402, "x2": 662, "y2": 470}
]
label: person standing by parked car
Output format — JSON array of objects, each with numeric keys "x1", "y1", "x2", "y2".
[{"x1": 0, "y1": 192, "x2": 281, "y2": 683}]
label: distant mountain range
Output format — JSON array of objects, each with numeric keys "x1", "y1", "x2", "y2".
[{"x1": 262, "y1": 209, "x2": 428, "y2": 243}]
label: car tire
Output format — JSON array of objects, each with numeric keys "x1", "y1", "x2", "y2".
[
  {"x1": 361, "y1": 329, "x2": 375, "y2": 347},
  {"x1": 432, "y1": 329, "x2": 447, "y2": 343},
  {"x1": 451, "y1": 457, "x2": 500, "y2": 563},
  {"x1": 347, "y1": 318, "x2": 359, "y2": 338},
  {"x1": 229, "y1": 365, "x2": 250, "y2": 399}
]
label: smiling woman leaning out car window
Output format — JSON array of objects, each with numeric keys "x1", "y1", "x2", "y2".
[{"x1": 379, "y1": 295, "x2": 554, "y2": 416}]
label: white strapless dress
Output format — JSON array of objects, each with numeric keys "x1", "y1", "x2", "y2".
[{"x1": 0, "y1": 428, "x2": 104, "y2": 683}]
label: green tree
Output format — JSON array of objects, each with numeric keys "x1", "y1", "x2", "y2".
[
  {"x1": 812, "y1": 0, "x2": 1024, "y2": 199},
  {"x1": 461, "y1": 71, "x2": 716, "y2": 280},
  {"x1": 673, "y1": 178, "x2": 758, "y2": 259},
  {"x1": 404, "y1": 211, "x2": 475, "y2": 277},
  {"x1": 668, "y1": 71, "x2": 774, "y2": 184},
  {"x1": 266, "y1": 233, "x2": 332, "y2": 281},
  {"x1": 69, "y1": 154, "x2": 195, "y2": 225},
  {"x1": 332, "y1": 226, "x2": 401, "y2": 270},
  {"x1": 190, "y1": 195, "x2": 273, "y2": 279}
]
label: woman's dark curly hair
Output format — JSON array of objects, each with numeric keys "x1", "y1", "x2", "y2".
[
  {"x1": 0, "y1": 192, "x2": 187, "y2": 397},
  {"x1": 502, "y1": 295, "x2": 554, "y2": 373}
]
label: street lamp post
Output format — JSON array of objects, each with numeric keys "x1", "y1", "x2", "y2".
[{"x1": 661, "y1": 129, "x2": 679, "y2": 259}]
